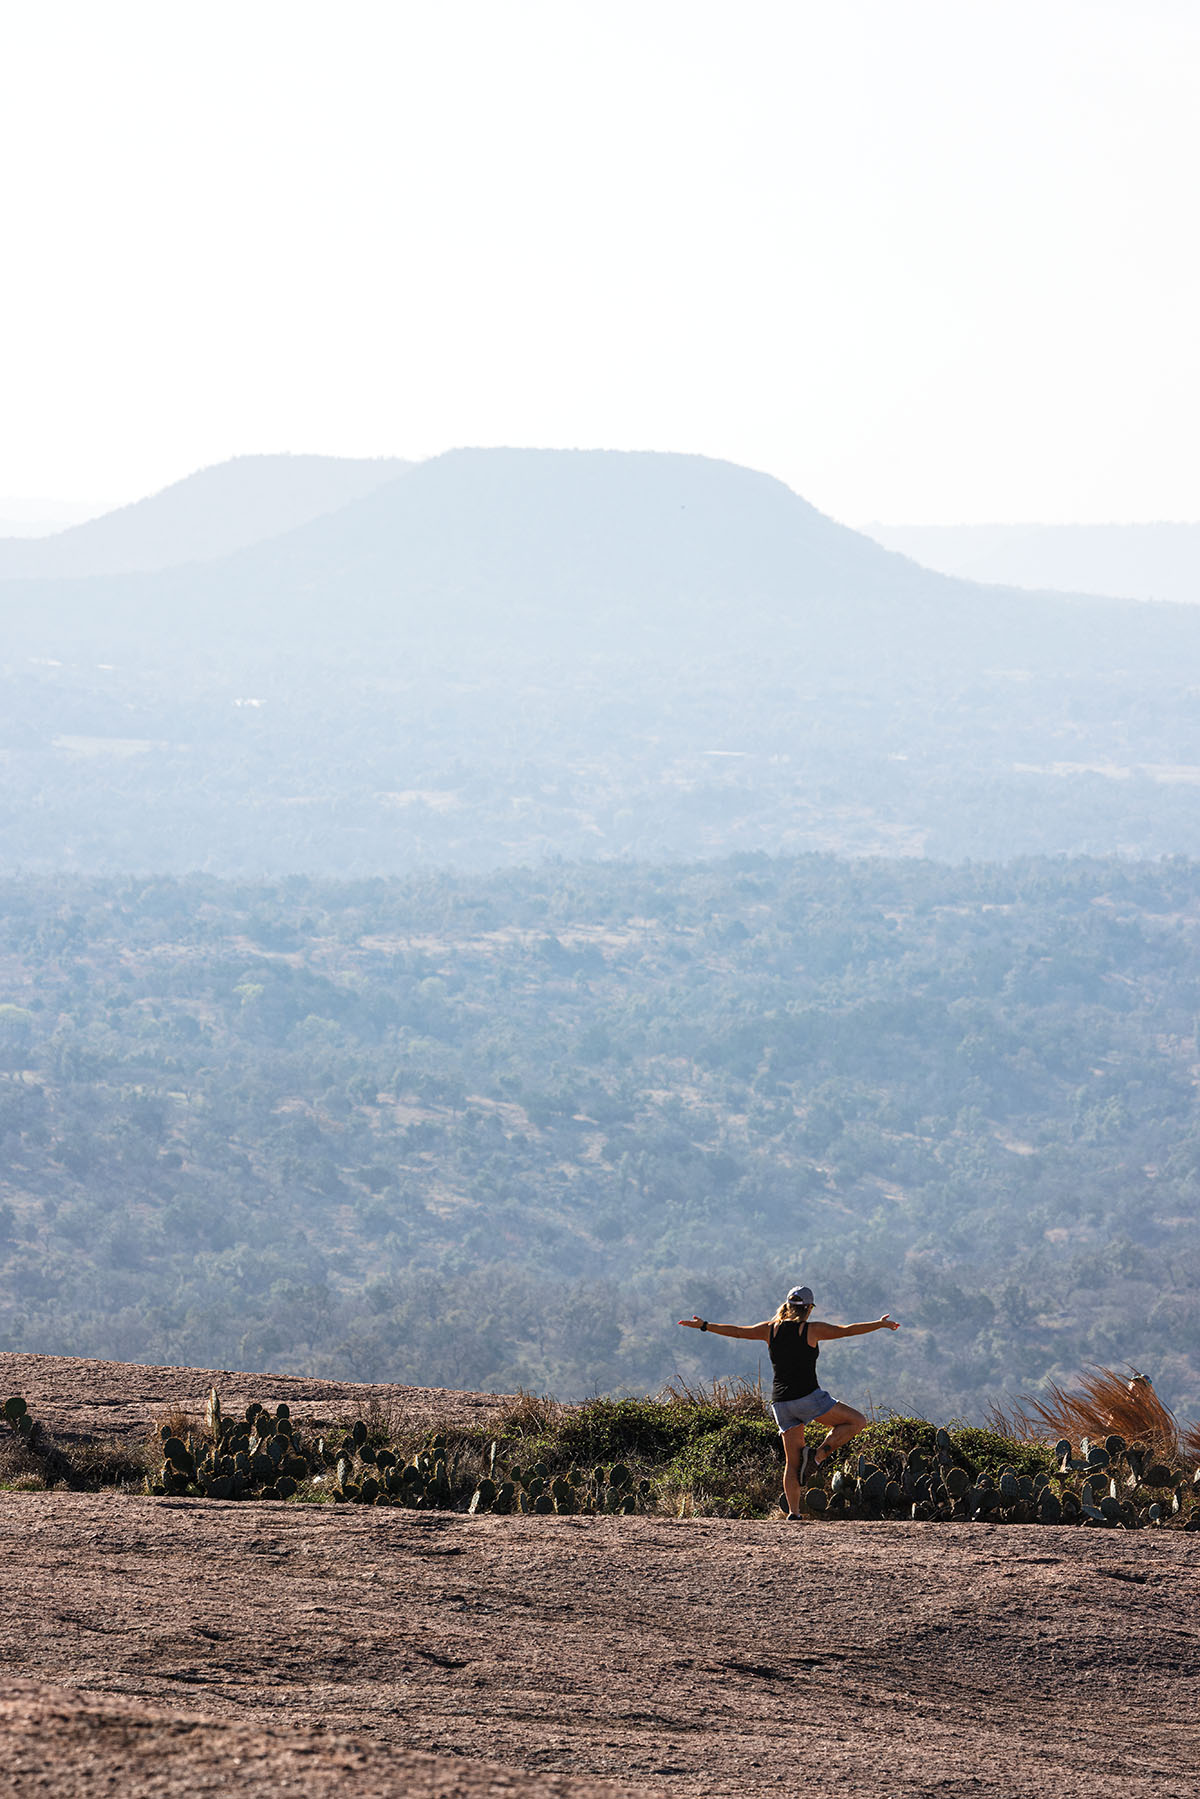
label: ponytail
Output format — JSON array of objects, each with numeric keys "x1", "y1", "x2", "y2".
[{"x1": 771, "y1": 1299, "x2": 813, "y2": 1326}]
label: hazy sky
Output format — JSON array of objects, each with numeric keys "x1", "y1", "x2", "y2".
[{"x1": 3, "y1": 2, "x2": 1197, "y2": 524}]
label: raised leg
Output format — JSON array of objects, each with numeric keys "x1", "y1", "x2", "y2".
[{"x1": 812, "y1": 1401, "x2": 866, "y2": 1465}]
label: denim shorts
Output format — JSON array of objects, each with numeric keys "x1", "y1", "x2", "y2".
[{"x1": 770, "y1": 1389, "x2": 836, "y2": 1433}]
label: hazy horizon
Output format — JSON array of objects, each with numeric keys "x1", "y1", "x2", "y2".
[{"x1": 5, "y1": 2, "x2": 1199, "y2": 525}]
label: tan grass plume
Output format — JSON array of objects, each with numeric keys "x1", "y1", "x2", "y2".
[{"x1": 993, "y1": 1365, "x2": 1179, "y2": 1460}]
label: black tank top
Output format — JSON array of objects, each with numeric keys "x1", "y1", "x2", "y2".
[{"x1": 768, "y1": 1319, "x2": 819, "y2": 1403}]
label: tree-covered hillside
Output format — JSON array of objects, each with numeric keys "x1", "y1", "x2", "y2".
[{"x1": 1, "y1": 854, "x2": 1198, "y2": 1417}]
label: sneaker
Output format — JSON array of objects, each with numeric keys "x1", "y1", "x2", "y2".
[
  {"x1": 798, "y1": 1444, "x2": 816, "y2": 1482},
  {"x1": 786, "y1": 1512, "x2": 803, "y2": 1522}
]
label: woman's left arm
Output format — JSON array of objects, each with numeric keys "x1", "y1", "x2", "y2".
[{"x1": 809, "y1": 1315, "x2": 900, "y2": 1341}]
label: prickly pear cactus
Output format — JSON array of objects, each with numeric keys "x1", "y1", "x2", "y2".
[
  {"x1": 469, "y1": 1477, "x2": 498, "y2": 1514},
  {"x1": 3, "y1": 1396, "x2": 33, "y2": 1440},
  {"x1": 162, "y1": 1437, "x2": 194, "y2": 1475}
]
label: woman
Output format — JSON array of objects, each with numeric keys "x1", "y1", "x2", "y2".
[{"x1": 678, "y1": 1285, "x2": 900, "y2": 1520}]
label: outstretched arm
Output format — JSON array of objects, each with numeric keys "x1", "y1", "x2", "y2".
[
  {"x1": 678, "y1": 1314, "x2": 772, "y2": 1342},
  {"x1": 809, "y1": 1315, "x2": 900, "y2": 1342}
]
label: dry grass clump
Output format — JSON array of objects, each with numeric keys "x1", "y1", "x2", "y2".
[
  {"x1": 492, "y1": 1390, "x2": 570, "y2": 1438},
  {"x1": 657, "y1": 1372, "x2": 768, "y2": 1421},
  {"x1": 152, "y1": 1409, "x2": 195, "y2": 1445},
  {"x1": 984, "y1": 1398, "x2": 1041, "y2": 1442},
  {"x1": 0, "y1": 1407, "x2": 85, "y2": 1490},
  {"x1": 992, "y1": 1366, "x2": 1181, "y2": 1461},
  {"x1": 344, "y1": 1395, "x2": 410, "y2": 1444},
  {"x1": 71, "y1": 1436, "x2": 156, "y2": 1489},
  {"x1": 0, "y1": 1436, "x2": 46, "y2": 1489}
]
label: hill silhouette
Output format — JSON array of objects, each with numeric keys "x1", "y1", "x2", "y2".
[
  {"x1": 2, "y1": 447, "x2": 940, "y2": 644},
  {"x1": 217, "y1": 446, "x2": 936, "y2": 628},
  {"x1": 7, "y1": 445, "x2": 1185, "y2": 674},
  {"x1": 0, "y1": 452, "x2": 411, "y2": 580},
  {"x1": 3, "y1": 447, "x2": 1200, "y2": 871}
]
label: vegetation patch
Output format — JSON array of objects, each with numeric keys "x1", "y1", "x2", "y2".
[
  {"x1": 947, "y1": 1427, "x2": 1055, "y2": 1483},
  {"x1": 506, "y1": 1396, "x2": 729, "y2": 1467},
  {"x1": 3, "y1": 1368, "x2": 1197, "y2": 1529},
  {"x1": 0, "y1": 1394, "x2": 99, "y2": 1492},
  {"x1": 657, "y1": 1419, "x2": 782, "y2": 1517}
]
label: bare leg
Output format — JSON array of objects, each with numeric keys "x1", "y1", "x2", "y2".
[
  {"x1": 781, "y1": 1423, "x2": 807, "y2": 1516},
  {"x1": 812, "y1": 1402, "x2": 866, "y2": 1465}
]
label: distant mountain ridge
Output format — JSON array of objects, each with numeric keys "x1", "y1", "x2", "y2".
[
  {"x1": 3, "y1": 445, "x2": 1200, "y2": 873},
  {"x1": 6, "y1": 447, "x2": 1189, "y2": 679},
  {"x1": 0, "y1": 452, "x2": 412, "y2": 579},
  {"x1": 197, "y1": 446, "x2": 944, "y2": 634}
]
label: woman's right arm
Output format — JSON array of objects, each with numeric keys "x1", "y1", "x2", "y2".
[{"x1": 677, "y1": 1315, "x2": 772, "y2": 1341}]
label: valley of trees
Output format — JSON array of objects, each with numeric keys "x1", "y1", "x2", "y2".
[
  {"x1": 6, "y1": 623, "x2": 1200, "y2": 876},
  {"x1": 1, "y1": 853, "x2": 1198, "y2": 1420}
]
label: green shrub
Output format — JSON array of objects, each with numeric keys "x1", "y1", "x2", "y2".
[
  {"x1": 948, "y1": 1426, "x2": 1054, "y2": 1481},
  {"x1": 658, "y1": 1419, "x2": 780, "y2": 1515},
  {"x1": 504, "y1": 1396, "x2": 740, "y2": 1470},
  {"x1": 853, "y1": 1416, "x2": 940, "y2": 1463}
]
